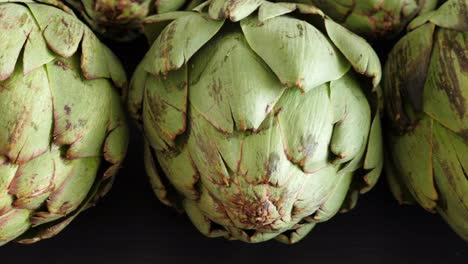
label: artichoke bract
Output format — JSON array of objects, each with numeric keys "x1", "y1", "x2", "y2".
[
  {"x1": 64, "y1": 0, "x2": 203, "y2": 40},
  {"x1": 384, "y1": 0, "x2": 468, "y2": 241},
  {"x1": 0, "y1": 0, "x2": 129, "y2": 245},
  {"x1": 129, "y1": 1, "x2": 383, "y2": 243},
  {"x1": 286, "y1": 0, "x2": 438, "y2": 39}
]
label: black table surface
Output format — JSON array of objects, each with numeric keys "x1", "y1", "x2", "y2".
[{"x1": 1, "y1": 37, "x2": 466, "y2": 264}]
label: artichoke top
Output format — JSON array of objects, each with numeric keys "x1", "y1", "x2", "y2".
[
  {"x1": 287, "y1": 0, "x2": 439, "y2": 39},
  {"x1": 64, "y1": 0, "x2": 204, "y2": 41},
  {"x1": 0, "y1": 0, "x2": 128, "y2": 245},
  {"x1": 383, "y1": 0, "x2": 468, "y2": 240},
  {"x1": 129, "y1": 0, "x2": 383, "y2": 243}
]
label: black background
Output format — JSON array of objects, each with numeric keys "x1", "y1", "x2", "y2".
[{"x1": 1, "y1": 36, "x2": 466, "y2": 263}]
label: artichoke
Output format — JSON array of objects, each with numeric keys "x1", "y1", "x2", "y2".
[
  {"x1": 0, "y1": 0, "x2": 129, "y2": 245},
  {"x1": 284, "y1": 0, "x2": 439, "y2": 39},
  {"x1": 129, "y1": 1, "x2": 383, "y2": 243},
  {"x1": 384, "y1": 0, "x2": 467, "y2": 240},
  {"x1": 64, "y1": 0, "x2": 203, "y2": 40}
]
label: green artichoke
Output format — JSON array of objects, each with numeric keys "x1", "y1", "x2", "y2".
[
  {"x1": 64, "y1": 0, "x2": 203, "y2": 40},
  {"x1": 129, "y1": 1, "x2": 383, "y2": 243},
  {"x1": 384, "y1": 0, "x2": 467, "y2": 241},
  {"x1": 0, "y1": 0, "x2": 129, "y2": 245},
  {"x1": 284, "y1": 0, "x2": 439, "y2": 39}
]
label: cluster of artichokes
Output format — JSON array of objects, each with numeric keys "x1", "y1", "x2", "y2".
[{"x1": 0, "y1": 0, "x2": 466, "y2": 245}]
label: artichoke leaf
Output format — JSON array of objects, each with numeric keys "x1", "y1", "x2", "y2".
[
  {"x1": 385, "y1": 152, "x2": 417, "y2": 204},
  {"x1": 241, "y1": 15, "x2": 350, "y2": 93},
  {"x1": 310, "y1": 172, "x2": 353, "y2": 222},
  {"x1": 144, "y1": 13, "x2": 224, "y2": 75},
  {"x1": 156, "y1": 0, "x2": 187, "y2": 13},
  {"x1": 293, "y1": 166, "x2": 341, "y2": 221},
  {"x1": 28, "y1": 3, "x2": 84, "y2": 58},
  {"x1": 274, "y1": 222, "x2": 315, "y2": 244},
  {"x1": 143, "y1": 11, "x2": 196, "y2": 44},
  {"x1": 157, "y1": 147, "x2": 199, "y2": 201},
  {"x1": 104, "y1": 90, "x2": 129, "y2": 178},
  {"x1": 432, "y1": 123, "x2": 468, "y2": 240},
  {"x1": 7, "y1": 151, "x2": 55, "y2": 210},
  {"x1": 390, "y1": 117, "x2": 438, "y2": 210},
  {"x1": 46, "y1": 56, "x2": 111, "y2": 159},
  {"x1": 308, "y1": 0, "x2": 351, "y2": 22},
  {"x1": 143, "y1": 65, "x2": 188, "y2": 151},
  {"x1": 0, "y1": 3, "x2": 35, "y2": 80},
  {"x1": 81, "y1": 29, "x2": 127, "y2": 88},
  {"x1": 234, "y1": 229, "x2": 280, "y2": 243},
  {"x1": 189, "y1": 31, "x2": 284, "y2": 133},
  {"x1": 0, "y1": 164, "x2": 17, "y2": 212},
  {"x1": 0, "y1": 209, "x2": 30, "y2": 245},
  {"x1": 329, "y1": 72, "x2": 371, "y2": 167},
  {"x1": 144, "y1": 142, "x2": 172, "y2": 206},
  {"x1": 46, "y1": 157, "x2": 100, "y2": 216},
  {"x1": 0, "y1": 66, "x2": 53, "y2": 163},
  {"x1": 325, "y1": 18, "x2": 381, "y2": 87},
  {"x1": 275, "y1": 85, "x2": 334, "y2": 173},
  {"x1": 258, "y1": 1, "x2": 295, "y2": 22},
  {"x1": 128, "y1": 62, "x2": 149, "y2": 121},
  {"x1": 197, "y1": 186, "x2": 235, "y2": 229},
  {"x1": 383, "y1": 23, "x2": 435, "y2": 128},
  {"x1": 142, "y1": 93, "x2": 175, "y2": 152},
  {"x1": 423, "y1": 28, "x2": 468, "y2": 136},
  {"x1": 361, "y1": 110, "x2": 383, "y2": 192},
  {"x1": 432, "y1": 123, "x2": 468, "y2": 205},
  {"x1": 18, "y1": 167, "x2": 108, "y2": 244},
  {"x1": 187, "y1": 112, "x2": 232, "y2": 195},
  {"x1": 240, "y1": 120, "x2": 293, "y2": 187},
  {"x1": 23, "y1": 28, "x2": 56, "y2": 75},
  {"x1": 209, "y1": 0, "x2": 263, "y2": 21},
  {"x1": 183, "y1": 198, "x2": 229, "y2": 238},
  {"x1": 429, "y1": 0, "x2": 468, "y2": 32}
]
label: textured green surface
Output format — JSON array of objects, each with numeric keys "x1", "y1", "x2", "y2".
[
  {"x1": 384, "y1": 0, "x2": 468, "y2": 241},
  {"x1": 129, "y1": 0, "x2": 383, "y2": 243},
  {"x1": 0, "y1": 0, "x2": 128, "y2": 246}
]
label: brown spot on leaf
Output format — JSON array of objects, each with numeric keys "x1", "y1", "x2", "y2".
[
  {"x1": 148, "y1": 96, "x2": 168, "y2": 124},
  {"x1": 60, "y1": 17, "x2": 69, "y2": 27},
  {"x1": 274, "y1": 107, "x2": 283, "y2": 117},
  {"x1": 77, "y1": 119, "x2": 87, "y2": 128},
  {"x1": 0, "y1": 83, "x2": 7, "y2": 93},
  {"x1": 65, "y1": 120, "x2": 72, "y2": 130},
  {"x1": 158, "y1": 23, "x2": 177, "y2": 73},
  {"x1": 18, "y1": 13, "x2": 29, "y2": 27},
  {"x1": 435, "y1": 30, "x2": 466, "y2": 119},
  {"x1": 55, "y1": 60, "x2": 68, "y2": 70},
  {"x1": 64, "y1": 105, "x2": 71, "y2": 115},
  {"x1": 299, "y1": 134, "x2": 318, "y2": 158},
  {"x1": 208, "y1": 79, "x2": 223, "y2": 104},
  {"x1": 264, "y1": 153, "x2": 279, "y2": 181},
  {"x1": 8, "y1": 106, "x2": 30, "y2": 146}
]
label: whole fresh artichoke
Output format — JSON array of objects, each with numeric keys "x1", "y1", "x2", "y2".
[
  {"x1": 0, "y1": 0, "x2": 129, "y2": 245},
  {"x1": 283, "y1": 0, "x2": 439, "y2": 39},
  {"x1": 64, "y1": 0, "x2": 203, "y2": 40},
  {"x1": 129, "y1": 1, "x2": 383, "y2": 243},
  {"x1": 384, "y1": 0, "x2": 467, "y2": 240}
]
